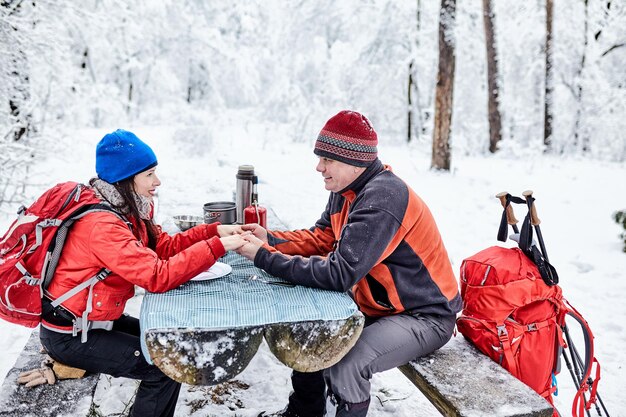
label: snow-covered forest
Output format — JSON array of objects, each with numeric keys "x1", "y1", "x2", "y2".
[
  {"x1": 1, "y1": 0, "x2": 625, "y2": 209},
  {"x1": 1, "y1": 1, "x2": 625, "y2": 416}
]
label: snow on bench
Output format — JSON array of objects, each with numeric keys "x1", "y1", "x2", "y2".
[
  {"x1": 0, "y1": 329, "x2": 100, "y2": 417},
  {"x1": 398, "y1": 336, "x2": 554, "y2": 417}
]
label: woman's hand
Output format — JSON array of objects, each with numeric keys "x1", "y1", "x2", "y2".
[
  {"x1": 219, "y1": 234, "x2": 249, "y2": 251},
  {"x1": 217, "y1": 224, "x2": 244, "y2": 237},
  {"x1": 240, "y1": 223, "x2": 268, "y2": 243}
]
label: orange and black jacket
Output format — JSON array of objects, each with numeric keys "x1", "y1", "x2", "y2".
[{"x1": 254, "y1": 159, "x2": 462, "y2": 318}]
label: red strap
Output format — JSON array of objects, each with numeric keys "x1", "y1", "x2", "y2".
[
  {"x1": 587, "y1": 359, "x2": 600, "y2": 408},
  {"x1": 525, "y1": 320, "x2": 551, "y2": 332},
  {"x1": 497, "y1": 324, "x2": 519, "y2": 376},
  {"x1": 571, "y1": 358, "x2": 600, "y2": 417},
  {"x1": 572, "y1": 384, "x2": 587, "y2": 417}
]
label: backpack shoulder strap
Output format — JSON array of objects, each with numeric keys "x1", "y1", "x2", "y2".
[
  {"x1": 564, "y1": 302, "x2": 601, "y2": 417},
  {"x1": 50, "y1": 268, "x2": 111, "y2": 308},
  {"x1": 42, "y1": 203, "x2": 130, "y2": 291}
]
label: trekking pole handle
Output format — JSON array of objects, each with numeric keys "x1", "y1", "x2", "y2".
[
  {"x1": 522, "y1": 190, "x2": 541, "y2": 225},
  {"x1": 496, "y1": 192, "x2": 519, "y2": 225}
]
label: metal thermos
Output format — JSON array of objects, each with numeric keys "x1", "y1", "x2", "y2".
[{"x1": 235, "y1": 165, "x2": 255, "y2": 224}]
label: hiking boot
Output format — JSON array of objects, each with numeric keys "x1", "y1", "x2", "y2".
[
  {"x1": 334, "y1": 398, "x2": 370, "y2": 417},
  {"x1": 256, "y1": 407, "x2": 299, "y2": 417},
  {"x1": 257, "y1": 406, "x2": 324, "y2": 417}
]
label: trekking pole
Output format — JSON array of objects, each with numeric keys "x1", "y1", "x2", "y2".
[
  {"x1": 522, "y1": 191, "x2": 589, "y2": 414},
  {"x1": 521, "y1": 190, "x2": 559, "y2": 286},
  {"x1": 563, "y1": 323, "x2": 593, "y2": 417},
  {"x1": 523, "y1": 192, "x2": 609, "y2": 417},
  {"x1": 567, "y1": 328, "x2": 610, "y2": 416},
  {"x1": 560, "y1": 343, "x2": 587, "y2": 409},
  {"x1": 496, "y1": 192, "x2": 519, "y2": 234},
  {"x1": 521, "y1": 190, "x2": 550, "y2": 259}
]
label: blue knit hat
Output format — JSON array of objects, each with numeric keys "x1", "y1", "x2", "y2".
[{"x1": 96, "y1": 129, "x2": 158, "y2": 183}]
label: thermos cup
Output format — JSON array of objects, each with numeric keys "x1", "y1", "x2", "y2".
[{"x1": 235, "y1": 165, "x2": 255, "y2": 224}]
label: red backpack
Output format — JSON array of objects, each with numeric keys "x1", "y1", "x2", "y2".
[
  {"x1": 457, "y1": 193, "x2": 604, "y2": 417},
  {"x1": 0, "y1": 182, "x2": 121, "y2": 328}
]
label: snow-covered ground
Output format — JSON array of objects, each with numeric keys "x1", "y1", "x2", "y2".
[{"x1": 1, "y1": 121, "x2": 624, "y2": 416}]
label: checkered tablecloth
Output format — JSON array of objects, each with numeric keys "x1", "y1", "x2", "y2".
[{"x1": 140, "y1": 251, "x2": 358, "y2": 360}]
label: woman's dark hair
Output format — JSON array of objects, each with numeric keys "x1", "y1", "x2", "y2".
[{"x1": 109, "y1": 178, "x2": 158, "y2": 250}]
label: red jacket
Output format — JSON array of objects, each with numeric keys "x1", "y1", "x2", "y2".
[{"x1": 45, "y1": 211, "x2": 225, "y2": 325}]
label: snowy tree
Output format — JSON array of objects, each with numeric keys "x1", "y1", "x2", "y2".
[
  {"x1": 0, "y1": 0, "x2": 624, "y2": 201},
  {"x1": 1, "y1": 1, "x2": 34, "y2": 207},
  {"x1": 1, "y1": 0, "x2": 32, "y2": 142}
]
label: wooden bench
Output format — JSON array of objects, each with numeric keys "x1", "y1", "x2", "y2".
[
  {"x1": 0, "y1": 329, "x2": 100, "y2": 417},
  {"x1": 398, "y1": 336, "x2": 554, "y2": 417}
]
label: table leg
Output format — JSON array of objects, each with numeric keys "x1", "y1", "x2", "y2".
[
  {"x1": 145, "y1": 326, "x2": 264, "y2": 385},
  {"x1": 264, "y1": 312, "x2": 364, "y2": 372}
]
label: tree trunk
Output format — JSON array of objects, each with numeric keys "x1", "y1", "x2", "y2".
[
  {"x1": 408, "y1": 61, "x2": 414, "y2": 142},
  {"x1": 431, "y1": 0, "x2": 456, "y2": 171},
  {"x1": 127, "y1": 69, "x2": 133, "y2": 114},
  {"x1": 573, "y1": 0, "x2": 589, "y2": 153},
  {"x1": 408, "y1": 0, "x2": 425, "y2": 143},
  {"x1": 482, "y1": 0, "x2": 502, "y2": 153},
  {"x1": 544, "y1": 0, "x2": 554, "y2": 150},
  {"x1": 416, "y1": 0, "x2": 421, "y2": 32},
  {"x1": 408, "y1": 61, "x2": 424, "y2": 143}
]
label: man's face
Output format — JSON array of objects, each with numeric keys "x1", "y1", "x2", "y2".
[{"x1": 315, "y1": 157, "x2": 365, "y2": 193}]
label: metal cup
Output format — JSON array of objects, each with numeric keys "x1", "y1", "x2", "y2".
[{"x1": 203, "y1": 201, "x2": 237, "y2": 225}]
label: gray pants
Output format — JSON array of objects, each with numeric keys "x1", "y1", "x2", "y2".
[
  {"x1": 326, "y1": 313, "x2": 456, "y2": 405},
  {"x1": 287, "y1": 313, "x2": 456, "y2": 416}
]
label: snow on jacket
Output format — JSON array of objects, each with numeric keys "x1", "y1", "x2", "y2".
[
  {"x1": 254, "y1": 159, "x2": 462, "y2": 317},
  {"x1": 45, "y1": 210, "x2": 225, "y2": 326}
]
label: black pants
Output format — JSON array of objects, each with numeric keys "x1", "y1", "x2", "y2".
[
  {"x1": 40, "y1": 315, "x2": 181, "y2": 417},
  {"x1": 286, "y1": 370, "x2": 327, "y2": 417}
]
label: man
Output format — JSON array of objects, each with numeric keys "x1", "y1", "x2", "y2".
[{"x1": 238, "y1": 110, "x2": 461, "y2": 417}]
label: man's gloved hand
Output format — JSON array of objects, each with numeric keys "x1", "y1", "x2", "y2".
[{"x1": 16, "y1": 366, "x2": 56, "y2": 387}]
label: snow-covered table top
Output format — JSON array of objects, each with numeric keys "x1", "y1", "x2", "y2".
[{"x1": 139, "y1": 251, "x2": 359, "y2": 363}]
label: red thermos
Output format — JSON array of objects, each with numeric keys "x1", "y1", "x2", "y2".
[
  {"x1": 243, "y1": 175, "x2": 267, "y2": 228},
  {"x1": 244, "y1": 203, "x2": 267, "y2": 228}
]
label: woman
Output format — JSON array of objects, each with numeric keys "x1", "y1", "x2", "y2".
[{"x1": 39, "y1": 129, "x2": 245, "y2": 417}]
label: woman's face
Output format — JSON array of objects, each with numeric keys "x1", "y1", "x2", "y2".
[{"x1": 133, "y1": 167, "x2": 161, "y2": 200}]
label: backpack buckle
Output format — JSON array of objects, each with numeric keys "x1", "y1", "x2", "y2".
[
  {"x1": 496, "y1": 325, "x2": 509, "y2": 341},
  {"x1": 95, "y1": 268, "x2": 111, "y2": 281}
]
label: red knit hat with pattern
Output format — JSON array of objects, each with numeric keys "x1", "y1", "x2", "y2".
[{"x1": 314, "y1": 110, "x2": 378, "y2": 167}]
